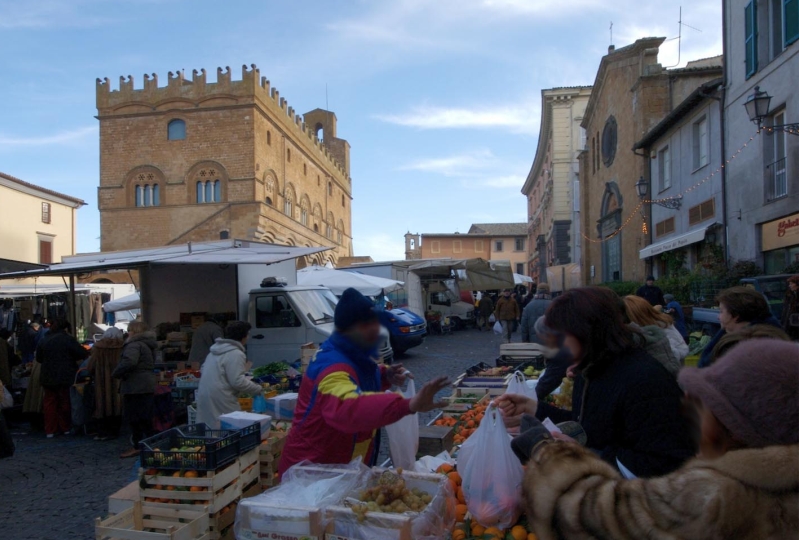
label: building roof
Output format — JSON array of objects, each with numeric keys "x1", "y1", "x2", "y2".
[
  {"x1": 633, "y1": 77, "x2": 723, "y2": 150},
  {"x1": 0, "y1": 171, "x2": 86, "y2": 207},
  {"x1": 468, "y1": 223, "x2": 528, "y2": 236}
]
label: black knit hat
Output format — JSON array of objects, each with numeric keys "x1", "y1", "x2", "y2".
[{"x1": 335, "y1": 288, "x2": 378, "y2": 331}]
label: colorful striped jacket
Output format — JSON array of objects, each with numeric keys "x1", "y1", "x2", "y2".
[{"x1": 278, "y1": 332, "x2": 411, "y2": 476}]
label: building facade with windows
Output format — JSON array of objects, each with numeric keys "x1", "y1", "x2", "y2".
[
  {"x1": 404, "y1": 223, "x2": 529, "y2": 276},
  {"x1": 633, "y1": 79, "x2": 725, "y2": 275},
  {"x1": 579, "y1": 38, "x2": 723, "y2": 285},
  {"x1": 523, "y1": 86, "x2": 592, "y2": 282},
  {"x1": 96, "y1": 65, "x2": 353, "y2": 266},
  {"x1": 0, "y1": 172, "x2": 85, "y2": 282},
  {"x1": 724, "y1": 0, "x2": 799, "y2": 273}
]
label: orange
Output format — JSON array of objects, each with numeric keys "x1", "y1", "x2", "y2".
[
  {"x1": 527, "y1": 534, "x2": 538, "y2": 540},
  {"x1": 455, "y1": 503, "x2": 467, "y2": 522},
  {"x1": 437, "y1": 463, "x2": 454, "y2": 474},
  {"x1": 166, "y1": 485, "x2": 175, "y2": 491},
  {"x1": 471, "y1": 523, "x2": 486, "y2": 537},
  {"x1": 510, "y1": 525, "x2": 528, "y2": 540},
  {"x1": 485, "y1": 526, "x2": 504, "y2": 538},
  {"x1": 184, "y1": 470, "x2": 199, "y2": 478},
  {"x1": 447, "y1": 471, "x2": 462, "y2": 486},
  {"x1": 456, "y1": 487, "x2": 465, "y2": 504},
  {"x1": 452, "y1": 530, "x2": 466, "y2": 540},
  {"x1": 172, "y1": 471, "x2": 183, "y2": 478},
  {"x1": 189, "y1": 486, "x2": 203, "y2": 492}
]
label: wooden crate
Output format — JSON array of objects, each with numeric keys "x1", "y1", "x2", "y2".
[
  {"x1": 95, "y1": 501, "x2": 211, "y2": 540},
  {"x1": 258, "y1": 432, "x2": 287, "y2": 490},
  {"x1": 235, "y1": 502, "x2": 325, "y2": 539},
  {"x1": 139, "y1": 460, "x2": 241, "y2": 514},
  {"x1": 417, "y1": 425, "x2": 455, "y2": 457},
  {"x1": 108, "y1": 481, "x2": 140, "y2": 515},
  {"x1": 239, "y1": 447, "x2": 260, "y2": 488}
]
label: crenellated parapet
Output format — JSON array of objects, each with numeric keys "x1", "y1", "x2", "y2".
[{"x1": 96, "y1": 64, "x2": 350, "y2": 180}]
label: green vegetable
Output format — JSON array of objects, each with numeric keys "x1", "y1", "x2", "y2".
[{"x1": 252, "y1": 362, "x2": 290, "y2": 377}]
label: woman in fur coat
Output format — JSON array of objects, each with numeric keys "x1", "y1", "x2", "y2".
[{"x1": 500, "y1": 338, "x2": 798, "y2": 540}]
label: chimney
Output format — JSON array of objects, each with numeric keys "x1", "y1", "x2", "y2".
[{"x1": 608, "y1": 45, "x2": 615, "y2": 54}]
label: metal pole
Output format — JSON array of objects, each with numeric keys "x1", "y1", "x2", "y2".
[{"x1": 68, "y1": 274, "x2": 77, "y2": 334}]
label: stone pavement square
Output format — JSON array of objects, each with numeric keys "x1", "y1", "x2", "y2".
[{"x1": 0, "y1": 327, "x2": 509, "y2": 539}]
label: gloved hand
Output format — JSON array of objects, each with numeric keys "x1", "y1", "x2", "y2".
[{"x1": 510, "y1": 414, "x2": 554, "y2": 464}]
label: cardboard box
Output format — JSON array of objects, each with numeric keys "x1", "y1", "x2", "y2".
[
  {"x1": 264, "y1": 394, "x2": 298, "y2": 421},
  {"x1": 417, "y1": 425, "x2": 455, "y2": 456},
  {"x1": 219, "y1": 412, "x2": 272, "y2": 440}
]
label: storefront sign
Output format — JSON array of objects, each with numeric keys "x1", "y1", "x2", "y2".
[
  {"x1": 639, "y1": 227, "x2": 709, "y2": 259},
  {"x1": 762, "y1": 212, "x2": 799, "y2": 252}
]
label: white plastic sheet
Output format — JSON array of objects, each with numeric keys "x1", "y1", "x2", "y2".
[{"x1": 385, "y1": 380, "x2": 419, "y2": 471}]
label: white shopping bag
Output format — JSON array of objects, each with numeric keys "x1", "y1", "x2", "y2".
[
  {"x1": 506, "y1": 371, "x2": 538, "y2": 400},
  {"x1": 384, "y1": 379, "x2": 419, "y2": 470},
  {"x1": 493, "y1": 321, "x2": 503, "y2": 335}
]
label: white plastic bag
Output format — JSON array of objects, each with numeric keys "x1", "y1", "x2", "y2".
[
  {"x1": 414, "y1": 451, "x2": 454, "y2": 474},
  {"x1": 505, "y1": 371, "x2": 538, "y2": 404},
  {"x1": 493, "y1": 321, "x2": 503, "y2": 335},
  {"x1": 488, "y1": 314, "x2": 496, "y2": 324},
  {"x1": 384, "y1": 379, "x2": 419, "y2": 470},
  {"x1": 0, "y1": 382, "x2": 12, "y2": 409},
  {"x1": 458, "y1": 403, "x2": 524, "y2": 528}
]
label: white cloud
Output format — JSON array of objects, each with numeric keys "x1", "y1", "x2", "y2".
[
  {"x1": 351, "y1": 232, "x2": 405, "y2": 261},
  {"x1": 375, "y1": 102, "x2": 540, "y2": 135},
  {"x1": 399, "y1": 149, "x2": 496, "y2": 177},
  {"x1": 479, "y1": 0, "x2": 603, "y2": 16},
  {"x1": 0, "y1": 126, "x2": 97, "y2": 146}
]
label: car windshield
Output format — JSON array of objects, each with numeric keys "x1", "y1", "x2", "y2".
[
  {"x1": 757, "y1": 279, "x2": 788, "y2": 302},
  {"x1": 292, "y1": 289, "x2": 338, "y2": 325}
]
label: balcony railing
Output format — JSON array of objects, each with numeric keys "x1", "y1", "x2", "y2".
[{"x1": 765, "y1": 157, "x2": 788, "y2": 202}]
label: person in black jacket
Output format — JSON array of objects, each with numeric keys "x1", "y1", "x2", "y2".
[
  {"x1": 37, "y1": 318, "x2": 89, "y2": 438},
  {"x1": 636, "y1": 275, "x2": 666, "y2": 307},
  {"x1": 498, "y1": 287, "x2": 696, "y2": 478},
  {"x1": 530, "y1": 316, "x2": 573, "y2": 401}
]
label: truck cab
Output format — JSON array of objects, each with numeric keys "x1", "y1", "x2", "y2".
[
  {"x1": 427, "y1": 290, "x2": 475, "y2": 329},
  {"x1": 246, "y1": 279, "x2": 393, "y2": 367}
]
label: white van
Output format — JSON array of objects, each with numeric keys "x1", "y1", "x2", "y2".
[
  {"x1": 246, "y1": 280, "x2": 393, "y2": 367},
  {"x1": 427, "y1": 290, "x2": 475, "y2": 329}
]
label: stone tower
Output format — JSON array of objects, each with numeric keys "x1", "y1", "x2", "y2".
[{"x1": 405, "y1": 232, "x2": 421, "y2": 260}]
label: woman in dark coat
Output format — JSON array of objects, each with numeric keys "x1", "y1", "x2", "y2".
[
  {"x1": 499, "y1": 287, "x2": 696, "y2": 478},
  {"x1": 782, "y1": 275, "x2": 799, "y2": 340},
  {"x1": 113, "y1": 321, "x2": 157, "y2": 458},
  {"x1": 37, "y1": 319, "x2": 89, "y2": 437},
  {"x1": 87, "y1": 327, "x2": 125, "y2": 440}
]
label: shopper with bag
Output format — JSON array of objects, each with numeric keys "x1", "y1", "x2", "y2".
[
  {"x1": 279, "y1": 288, "x2": 450, "y2": 476},
  {"x1": 494, "y1": 289, "x2": 520, "y2": 343},
  {"x1": 113, "y1": 321, "x2": 157, "y2": 458},
  {"x1": 497, "y1": 287, "x2": 696, "y2": 478},
  {"x1": 477, "y1": 293, "x2": 494, "y2": 332},
  {"x1": 512, "y1": 339, "x2": 799, "y2": 540}
]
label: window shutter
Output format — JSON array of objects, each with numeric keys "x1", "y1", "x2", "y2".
[
  {"x1": 688, "y1": 205, "x2": 702, "y2": 225},
  {"x1": 39, "y1": 240, "x2": 52, "y2": 264},
  {"x1": 700, "y1": 198, "x2": 716, "y2": 219},
  {"x1": 745, "y1": 1, "x2": 758, "y2": 78},
  {"x1": 692, "y1": 123, "x2": 701, "y2": 169},
  {"x1": 786, "y1": 0, "x2": 799, "y2": 45}
]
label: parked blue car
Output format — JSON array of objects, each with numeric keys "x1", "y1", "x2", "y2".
[{"x1": 375, "y1": 305, "x2": 426, "y2": 355}]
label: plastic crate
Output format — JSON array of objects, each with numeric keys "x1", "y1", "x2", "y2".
[
  {"x1": 237, "y1": 422, "x2": 261, "y2": 454},
  {"x1": 140, "y1": 423, "x2": 240, "y2": 471},
  {"x1": 175, "y1": 374, "x2": 200, "y2": 388},
  {"x1": 187, "y1": 405, "x2": 197, "y2": 425}
]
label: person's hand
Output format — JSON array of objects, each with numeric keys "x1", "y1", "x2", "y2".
[
  {"x1": 566, "y1": 363, "x2": 579, "y2": 379},
  {"x1": 408, "y1": 376, "x2": 451, "y2": 413},
  {"x1": 495, "y1": 393, "x2": 537, "y2": 418},
  {"x1": 552, "y1": 431, "x2": 577, "y2": 443},
  {"x1": 387, "y1": 363, "x2": 413, "y2": 387}
]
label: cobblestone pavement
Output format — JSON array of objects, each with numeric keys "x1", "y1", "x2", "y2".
[{"x1": 0, "y1": 327, "x2": 508, "y2": 539}]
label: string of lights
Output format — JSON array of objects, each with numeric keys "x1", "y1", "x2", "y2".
[{"x1": 580, "y1": 130, "x2": 762, "y2": 244}]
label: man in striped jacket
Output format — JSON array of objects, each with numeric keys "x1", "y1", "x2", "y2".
[{"x1": 279, "y1": 288, "x2": 448, "y2": 476}]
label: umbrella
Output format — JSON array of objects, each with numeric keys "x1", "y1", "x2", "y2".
[{"x1": 297, "y1": 266, "x2": 404, "y2": 296}]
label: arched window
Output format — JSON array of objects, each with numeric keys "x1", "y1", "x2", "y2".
[
  {"x1": 266, "y1": 196, "x2": 273, "y2": 206},
  {"x1": 284, "y1": 198, "x2": 293, "y2": 217},
  {"x1": 133, "y1": 170, "x2": 162, "y2": 207},
  {"x1": 287, "y1": 149, "x2": 291, "y2": 162},
  {"x1": 194, "y1": 166, "x2": 223, "y2": 204},
  {"x1": 219, "y1": 230, "x2": 229, "y2": 240},
  {"x1": 301, "y1": 207, "x2": 308, "y2": 225},
  {"x1": 328, "y1": 182, "x2": 333, "y2": 196},
  {"x1": 317, "y1": 175, "x2": 320, "y2": 186},
  {"x1": 341, "y1": 194, "x2": 345, "y2": 207},
  {"x1": 167, "y1": 119, "x2": 186, "y2": 140},
  {"x1": 303, "y1": 163, "x2": 307, "y2": 176},
  {"x1": 284, "y1": 186, "x2": 295, "y2": 218},
  {"x1": 315, "y1": 123, "x2": 324, "y2": 142},
  {"x1": 314, "y1": 224, "x2": 319, "y2": 233},
  {"x1": 326, "y1": 224, "x2": 332, "y2": 238},
  {"x1": 337, "y1": 230, "x2": 342, "y2": 244},
  {"x1": 267, "y1": 130, "x2": 272, "y2": 146}
]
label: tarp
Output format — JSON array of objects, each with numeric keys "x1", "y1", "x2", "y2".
[
  {"x1": 409, "y1": 258, "x2": 515, "y2": 291},
  {"x1": 298, "y1": 265, "x2": 404, "y2": 296},
  {"x1": 103, "y1": 292, "x2": 140, "y2": 312},
  {"x1": 545, "y1": 263, "x2": 582, "y2": 293},
  {"x1": 514, "y1": 273, "x2": 534, "y2": 285},
  {"x1": 0, "y1": 240, "x2": 329, "y2": 279}
]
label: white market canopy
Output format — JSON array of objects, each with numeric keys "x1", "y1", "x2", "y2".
[
  {"x1": 409, "y1": 258, "x2": 515, "y2": 291},
  {"x1": 297, "y1": 265, "x2": 404, "y2": 296},
  {"x1": 0, "y1": 240, "x2": 329, "y2": 279},
  {"x1": 102, "y1": 292, "x2": 141, "y2": 312},
  {"x1": 513, "y1": 273, "x2": 534, "y2": 285}
]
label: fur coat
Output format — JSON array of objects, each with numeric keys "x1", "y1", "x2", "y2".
[
  {"x1": 523, "y1": 442, "x2": 799, "y2": 540},
  {"x1": 87, "y1": 337, "x2": 123, "y2": 418}
]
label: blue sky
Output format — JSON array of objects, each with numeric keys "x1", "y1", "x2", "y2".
[{"x1": 0, "y1": 0, "x2": 722, "y2": 261}]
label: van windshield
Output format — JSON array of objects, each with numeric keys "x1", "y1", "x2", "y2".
[{"x1": 293, "y1": 289, "x2": 338, "y2": 325}]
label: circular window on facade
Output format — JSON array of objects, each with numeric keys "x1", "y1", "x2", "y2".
[{"x1": 601, "y1": 115, "x2": 617, "y2": 168}]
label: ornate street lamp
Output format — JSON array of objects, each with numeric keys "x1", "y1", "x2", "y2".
[
  {"x1": 636, "y1": 176, "x2": 682, "y2": 209},
  {"x1": 744, "y1": 86, "x2": 799, "y2": 134}
]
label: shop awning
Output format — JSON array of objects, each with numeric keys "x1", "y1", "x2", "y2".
[
  {"x1": 0, "y1": 240, "x2": 329, "y2": 279},
  {"x1": 409, "y1": 258, "x2": 515, "y2": 291},
  {"x1": 639, "y1": 225, "x2": 714, "y2": 259}
]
